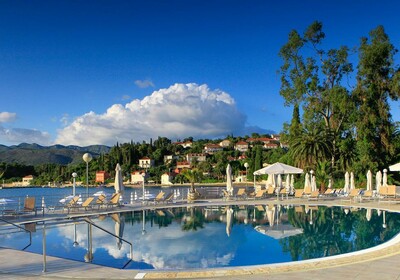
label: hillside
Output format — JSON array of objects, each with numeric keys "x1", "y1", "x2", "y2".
[{"x1": 0, "y1": 143, "x2": 110, "y2": 165}]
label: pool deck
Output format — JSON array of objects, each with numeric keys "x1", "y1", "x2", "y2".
[{"x1": 1, "y1": 197, "x2": 400, "y2": 279}]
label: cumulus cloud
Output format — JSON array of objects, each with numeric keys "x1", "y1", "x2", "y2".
[
  {"x1": 0, "y1": 126, "x2": 52, "y2": 145},
  {"x1": 55, "y1": 83, "x2": 247, "y2": 146},
  {"x1": 0, "y1": 112, "x2": 17, "y2": 123},
  {"x1": 135, "y1": 79, "x2": 155, "y2": 88}
]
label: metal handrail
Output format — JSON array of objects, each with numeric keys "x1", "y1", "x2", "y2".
[
  {"x1": 83, "y1": 217, "x2": 133, "y2": 269},
  {"x1": 0, "y1": 217, "x2": 32, "y2": 250}
]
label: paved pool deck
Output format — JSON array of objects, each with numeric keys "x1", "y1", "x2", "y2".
[{"x1": 1, "y1": 197, "x2": 400, "y2": 280}]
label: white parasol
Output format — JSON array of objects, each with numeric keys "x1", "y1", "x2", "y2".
[
  {"x1": 304, "y1": 173, "x2": 311, "y2": 190},
  {"x1": 376, "y1": 170, "x2": 382, "y2": 193},
  {"x1": 367, "y1": 170, "x2": 373, "y2": 191},
  {"x1": 344, "y1": 172, "x2": 350, "y2": 193},
  {"x1": 285, "y1": 175, "x2": 290, "y2": 192},
  {"x1": 311, "y1": 173, "x2": 317, "y2": 192},
  {"x1": 350, "y1": 172, "x2": 355, "y2": 190},
  {"x1": 226, "y1": 164, "x2": 233, "y2": 196},
  {"x1": 114, "y1": 163, "x2": 124, "y2": 195}
]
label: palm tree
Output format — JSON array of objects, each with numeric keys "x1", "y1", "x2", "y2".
[
  {"x1": 315, "y1": 160, "x2": 331, "y2": 193},
  {"x1": 289, "y1": 127, "x2": 332, "y2": 170},
  {"x1": 181, "y1": 168, "x2": 202, "y2": 200}
]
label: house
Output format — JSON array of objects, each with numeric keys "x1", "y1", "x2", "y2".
[
  {"x1": 139, "y1": 157, "x2": 154, "y2": 169},
  {"x1": 247, "y1": 137, "x2": 280, "y2": 150},
  {"x1": 22, "y1": 175, "x2": 34, "y2": 186},
  {"x1": 247, "y1": 137, "x2": 275, "y2": 145},
  {"x1": 174, "y1": 141, "x2": 193, "y2": 148},
  {"x1": 164, "y1": 155, "x2": 178, "y2": 164},
  {"x1": 186, "y1": 153, "x2": 206, "y2": 164},
  {"x1": 263, "y1": 142, "x2": 279, "y2": 149},
  {"x1": 176, "y1": 161, "x2": 191, "y2": 170},
  {"x1": 161, "y1": 172, "x2": 175, "y2": 185},
  {"x1": 203, "y1": 143, "x2": 223, "y2": 154},
  {"x1": 95, "y1": 171, "x2": 109, "y2": 183},
  {"x1": 219, "y1": 139, "x2": 231, "y2": 147},
  {"x1": 131, "y1": 171, "x2": 147, "y2": 184},
  {"x1": 271, "y1": 134, "x2": 281, "y2": 141},
  {"x1": 235, "y1": 141, "x2": 249, "y2": 152}
]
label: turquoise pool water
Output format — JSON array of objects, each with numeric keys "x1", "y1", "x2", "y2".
[{"x1": 1, "y1": 204, "x2": 399, "y2": 270}]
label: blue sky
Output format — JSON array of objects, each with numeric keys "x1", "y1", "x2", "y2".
[{"x1": 0, "y1": 0, "x2": 399, "y2": 146}]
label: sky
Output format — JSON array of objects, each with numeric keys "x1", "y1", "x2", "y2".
[{"x1": 0, "y1": 0, "x2": 399, "y2": 147}]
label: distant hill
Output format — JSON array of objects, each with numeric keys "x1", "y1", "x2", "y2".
[{"x1": 0, "y1": 143, "x2": 110, "y2": 165}]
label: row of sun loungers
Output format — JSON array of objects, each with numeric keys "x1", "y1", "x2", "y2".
[
  {"x1": 224, "y1": 184, "x2": 400, "y2": 203},
  {"x1": 64, "y1": 193, "x2": 122, "y2": 213}
]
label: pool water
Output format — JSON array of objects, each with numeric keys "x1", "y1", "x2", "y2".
[{"x1": 1, "y1": 205, "x2": 399, "y2": 270}]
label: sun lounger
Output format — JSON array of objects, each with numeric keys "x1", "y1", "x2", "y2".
[
  {"x1": 80, "y1": 197, "x2": 95, "y2": 211},
  {"x1": 342, "y1": 188, "x2": 362, "y2": 202},
  {"x1": 323, "y1": 188, "x2": 336, "y2": 196},
  {"x1": 64, "y1": 196, "x2": 80, "y2": 213},
  {"x1": 96, "y1": 194, "x2": 107, "y2": 209},
  {"x1": 294, "y1": 189, "x2": 304, "y2": 198},
  {"x1": 236, "y1": 188, "x2": 247, "y2": 199},
  {"x1": 106, "y1": 193, "x2": 121, "y2": 208},
  {"x1": 164, "y1": 192, "x2": 174, "y2": 203},
  {"x1": 379, "y1": 186, "x2": 388, "y2": 198},
  {"x1": 379, "y1": 185, "x2": 399, "y2": 202},
  {"x1": 250, "y1": 189, "x2": 266, "y2": 200},
  {"x1": 153, "y1": 191, "x2": 165, "y2": 204},
  {"x1": 308, "y1": 190, "x2": 320, "y2": 200},
  {"x1": 360, "y1": 190, "x2": 374, "y2": 202},
  {"x1": 386, "y1": 185, "x2": 396, "y2": 198},
  {"x1": 18, "y1": 197, "x2": 38, "y2": 216},
  {"x1": 266, "y1": 186, "x2": 275, "y2": 196}
]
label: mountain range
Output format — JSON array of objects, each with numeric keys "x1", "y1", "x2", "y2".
[{"x1": 0, "y1": 143, "x2": 111, "y2": 165}]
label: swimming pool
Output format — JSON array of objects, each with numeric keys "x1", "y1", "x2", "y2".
[{"x1": 0, "y1": 204, "x2": 399, "y2": 270}]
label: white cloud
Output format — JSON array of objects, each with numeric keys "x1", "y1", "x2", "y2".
[
  {"x1": 135, "y1": 79, "x2": 155, "y2": 88},
  {"x1": 0, "y1": 126, "x2": 52, "y2": 145},
  {"x1": 121, "y1": 95, "x2": 131, "y2": 101},
  {"x1": 60, "y1": 114, "x2": 70, "y2": 126},
  {"x1": 55, "y1": 83, "x2": 247, "y2": 146},
  {"x1": 0, "y1": 112, "x2": 17, "y2": 123}
]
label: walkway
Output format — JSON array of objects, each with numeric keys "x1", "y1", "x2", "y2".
[{"x1": 1, "y1": 198, "x2": 400, "y2": 279}]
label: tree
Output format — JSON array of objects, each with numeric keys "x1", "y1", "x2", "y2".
[
  {"x1": 354, "y1": 25, "x2": 400, "y2": 172},
  {"x1": 279, "y1": 21, "x2": 354, "y2": 171},
  {"x1": 289, "y1": 104, "x2": 302, "y2": 143},
  {"x1": 315, "y1": 160, "x2": 331, "y2": 193},
  {"x1": 289, "y1": 127, "x2": 332, "y2": 170},
  {"x1": 181, "y1": 168, "x2": 202, "y2": 200}
]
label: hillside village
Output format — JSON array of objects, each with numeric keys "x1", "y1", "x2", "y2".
[{"x1": 97, "y1": 135, "x2": 286, "y2": 186}]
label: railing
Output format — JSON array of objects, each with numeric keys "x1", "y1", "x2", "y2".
[
  {"x1": 0, "y1": 217, "x2": 32, "y2": 250},
  {"x1": 83, "y1": 217, "x2": 133, "y2": 269}
]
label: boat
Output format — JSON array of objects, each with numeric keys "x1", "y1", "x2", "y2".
[{"x1": 93, "y1": 190, "x2": 108, "y2": 197}]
